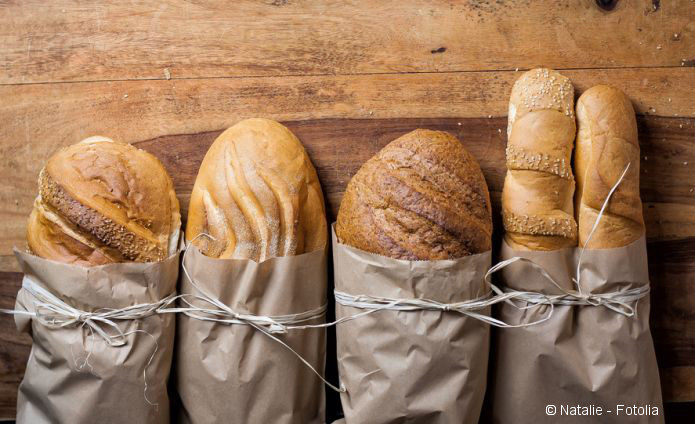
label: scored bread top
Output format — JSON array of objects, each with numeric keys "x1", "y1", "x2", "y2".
[
  {"x1": 502, "y1": 68, "x2": 578, "y2": 250},
  {"x1": 575, "y1": 85, "x2": 644, "y2": 248},
  {"x1": 185, "y1": 118, "x2": 327, "y2": 261},
  {"x1": 27, "y1": 137, "x2": 181, "y2": 265},
  {"x1": 336, "y1": 129, "x2": 492, "y2": 260}
]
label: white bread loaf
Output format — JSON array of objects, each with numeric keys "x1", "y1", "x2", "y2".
[{"x1": 185, "y1": 118, "x2": 327, "y2": 261}]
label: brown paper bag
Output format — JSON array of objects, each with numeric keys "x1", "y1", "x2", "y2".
[
  {"x1": 489, "y1": 236, "x2": 664, "y2": 423},
  {"x1": 174, "y1": 243, "x2": 327, "y2": 424},
  {"x1": 332, "y1": 230, "x2": 492, "y2": 424},
  {"x1": 13, "y1": 248, "x2": 180, "y2": 424}
]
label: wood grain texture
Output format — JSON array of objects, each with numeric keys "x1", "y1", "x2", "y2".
[
  {"x1": 0, "y1": 271, "x2": 30, "y2": 421},
  {"x1": 0, "y1": 0, "x2": 692, "y2": 84}
]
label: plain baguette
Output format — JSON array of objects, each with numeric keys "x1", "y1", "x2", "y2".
[
  {"x1": 502, "y1": 68, "x2": 578, "y2": 250},
  {"x1": 575, "y1": 85, "x2": 644, "y2": 248}
]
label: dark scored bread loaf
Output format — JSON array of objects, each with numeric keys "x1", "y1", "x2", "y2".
[{"x1": 336, "y1": 129, "x2": 492, "y2": 260}]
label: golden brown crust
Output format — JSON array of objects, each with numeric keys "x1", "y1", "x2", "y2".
[
  {"x1": 502, "y1": 68, "x2": 578, "y2": 251},
  {"x1": 27, "y1": 137, "x2": 180, "y2": 265},
  {"x1": 29, "y1": 206, "x2": 105, "y2": 266},
  {"x1": 185, "y1": 118, "x2": 327, "y2": 261},
  {"x1": 336, "y1": 129, "x2": 492, "y2": 260},
  {"x1": 575, "y1": 85, "x2": 644, "y2": 248}
]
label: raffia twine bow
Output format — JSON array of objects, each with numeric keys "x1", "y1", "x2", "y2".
[
  {"x1": 12, "y1": 277, "x2": 178, "y2": 346},
  {"x1": 169, "y1": 245, "x2": 327, "y2": 334},
  {"x1": 0, "y1": 275, "x2": 177, "y2": 407}
]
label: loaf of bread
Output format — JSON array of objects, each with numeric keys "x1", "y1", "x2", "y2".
[
  {"x1": 575, "y1": 85, "x2": 644, "y2": 248},
  {"x1": 185, "y1": 118, "x2": 327, "y2": 261},
  {"x1": 336, "y1": 129, "x2": 492, "y2": 260},
  {"x1": 502, "y1": 68, "x2": 578, "y2": 250},
  {"x1": 27, "y1": 136, "x2": 181, "y2": 266}
]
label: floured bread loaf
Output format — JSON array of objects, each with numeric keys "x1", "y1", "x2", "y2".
[
  {"x1": 27, "y1": 136, "x2": 181, "y2": 266},
  {"x1": 502, "y1": 68, "x2": 578, "y2": 250},
  {"x1": 575, "y1": 85, "x2": 644, "y2": 248},
  {"x1": 336, "y1": 129, "x2": 492, "y2": 260},
  {"x1": 185, "y1": 118, "x2": 327, "y2": 261}
]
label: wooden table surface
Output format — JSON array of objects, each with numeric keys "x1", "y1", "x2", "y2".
[{"x1": 0, "y1": 0, "x2": 693, "y2": 420}]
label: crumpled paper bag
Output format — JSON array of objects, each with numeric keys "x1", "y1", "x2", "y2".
[
  {"x1": 489, "y1": 237, "x2": 664, "y2": 424},
  {"x1": 174, "y1": 243, "x2": 327, "y2": 424},
  {"x1": 333, "y1": 229, "x2": 492, "y2": 424},
  {"x1": 13, "y1": 248, "x2": 179, "y2": 424}
]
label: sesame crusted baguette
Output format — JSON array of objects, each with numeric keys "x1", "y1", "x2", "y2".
[
  {"x1": 27, "y1": 137, "x2": 181, "y2": 266},
  {"x1": 185, "y1": 118, "x2": 327, "y2": 261},
  {"x1": 502, "y1": 68, "x2": 578, "y2": 251},
  {"x1": 575, "y1": 85, "x2": 644, "y2": 248},
  {"x1": 336, "y1": 129, "x2": 492, "y2": 260}
]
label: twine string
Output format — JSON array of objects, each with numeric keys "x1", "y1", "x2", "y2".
[
  {"x1": 485, "y1": 163, "x2": 649, "y2": 317},
  {"x1": 1, "y1": 276, "x2": 174, "y2": 407},
  {"x1": 574, "y1": 163, "x2": 632, "y2": 292},
  {"x1": 332, "y1": 289, "x2": 555, "y2": 328},
  {"x1": 178, "y1": 234, "x2": 345, "y2": 393}
]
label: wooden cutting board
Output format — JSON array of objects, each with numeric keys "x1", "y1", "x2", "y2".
[{"x1": 0, "y1": 0, "x2": 693, "y2": 420}]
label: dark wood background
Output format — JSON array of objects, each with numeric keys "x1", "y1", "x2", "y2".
[{"x1": 0, "y1": 0, "x2": 693, "y2": 421}]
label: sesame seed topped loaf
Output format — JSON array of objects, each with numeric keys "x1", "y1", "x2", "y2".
[
  {"x1": 185, "y1": 118, "x2": 327, "y2": 261},
  {"x1": 336, "y1": 129, "x2": 492, "y2": 260},
  {"x1": 502, "y1": 68, "x2": 578, "y2": 250},
  {"x1": 27, "y1": 136, "x2": 181, "y2": 266}
]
